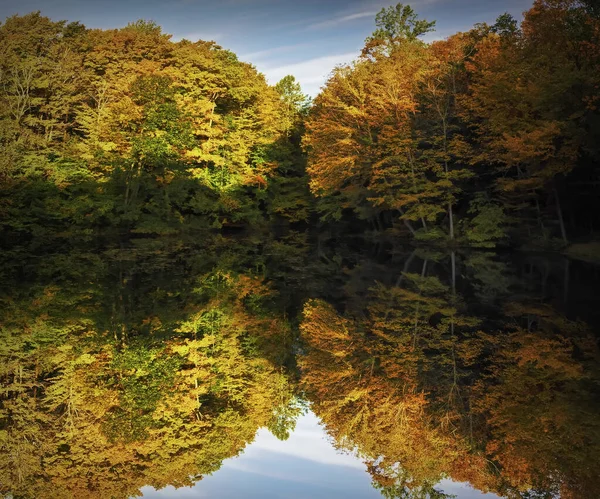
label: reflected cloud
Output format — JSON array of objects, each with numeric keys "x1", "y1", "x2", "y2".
[
  {"x1": 140, "y1": 410, "x2": 502, "y2": 498},
  {"x1": 233, "y1": 412, "x2": 364, "y2": 470}
]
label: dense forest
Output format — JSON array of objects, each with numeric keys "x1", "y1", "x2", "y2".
[
  {"x1": 0, "y1": 235, "x2": 302, "y2": 498},
  {"x1": 0, "y1": 13, "x2": 311, "y2": 235},
  {"x1": 1, "y1": 2, "x2": 600, "y2": 499},
  {"x1": 305, "y1": 0, "x2": 600, "y2": 249},
  {"x1": 0, "y1": 0, "x2": 599, "y2": 250}
]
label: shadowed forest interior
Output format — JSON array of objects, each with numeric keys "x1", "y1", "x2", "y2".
[{"x1": 1, "y1": 1, "x2": 600, "y2": 498}]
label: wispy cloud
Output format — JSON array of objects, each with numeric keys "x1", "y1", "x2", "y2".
[
  {"x1": 259, "y1": 52, "x2": 357, "y2": 96},
  {"x1": 239, "y1": 42, "x2": 315, "y2": 62},
  {"x1": 308, "y1": 10, "x2": 377, "y2": 30}
]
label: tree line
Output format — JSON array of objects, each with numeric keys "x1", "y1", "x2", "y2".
[
  {"x1": 305, "y1": 0, "x2": 600, "y2": 248},
  {"x1": 0, "y1": 13, "x2": 310, "y2": 236},
  {"x1": 0, "y1": 1, "x2": 599, "y2": 244}
]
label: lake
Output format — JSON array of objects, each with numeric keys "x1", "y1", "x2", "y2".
[{"x1": 1, "y1": 231, "x2": 598, "y2": 498}]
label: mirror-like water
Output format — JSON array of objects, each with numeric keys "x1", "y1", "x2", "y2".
[
  {"x1": 1, "y1": 232, "x2": 599, "y2": 499},
  {"x1": 140, "y1": 411, "x2": 499, "y2": 499}
]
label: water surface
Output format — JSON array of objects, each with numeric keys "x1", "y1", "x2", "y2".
[
  {"x1": 1, "y1": 233, "x2": 598, "y2": 498},
  {"x1": 141, "y1": 411, "x2": 500, "y2": 499}
]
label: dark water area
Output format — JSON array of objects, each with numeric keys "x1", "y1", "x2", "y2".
[{"x1": 1, "y1": 231, "x2": 599, "y2": 499}]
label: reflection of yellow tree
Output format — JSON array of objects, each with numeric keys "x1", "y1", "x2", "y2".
[{"x1": 0, "y1": 256, "x2": 297, "y2": 498}]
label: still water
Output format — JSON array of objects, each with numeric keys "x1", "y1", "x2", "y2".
[
  {"x1": 1, "y1": 232, "x2": 599, "y2": 498},
  {"x1": 141, "y1": 411, "x2": 499, "y2": 499}
]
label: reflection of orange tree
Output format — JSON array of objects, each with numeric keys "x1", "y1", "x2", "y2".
[
  {"x1": 299, "y1": 271, "x2": 600, "y2": 498},
  {"x1": 0, "y1": 271, "x2": 297, "y2": 499},
  {"x1": 471, "y1": 302, "x2": 600, "y2": 499}
]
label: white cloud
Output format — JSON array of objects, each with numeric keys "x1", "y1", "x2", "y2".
[
  {"x1": 238, "y1": 42, "x2": 315, "y2": 62},
  {"x1": 258, "y1": 52, "x2": 358, "y2": 96},
  {"x1": 308, "y1": 11, "x2": 378, "y2": 30}
]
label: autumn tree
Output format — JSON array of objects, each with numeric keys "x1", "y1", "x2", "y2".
[{"x1": 462, "y1": 1, "x2": 600, "y2": 244}]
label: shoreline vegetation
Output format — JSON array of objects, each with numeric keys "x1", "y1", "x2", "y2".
[
  {"x1": 1, "y1": 1, "x2": 599, "y2": 256},
  {"x1": 1, "y1": 3, "x2": 600, "y2": 498},
  {"x1": 564, "y1": 241, "x2": 600, "y2": 263}
]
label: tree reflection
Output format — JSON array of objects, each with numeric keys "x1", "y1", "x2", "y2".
[
  {"x1": 299, "y1": 251, "x2": 600, "y2": 499},
  {"x1": 0, "y1": 235, "x2": 299, "y2": 498},
  {"x1": 1, "y1": 236, "x2": 599, "y2": 499}
]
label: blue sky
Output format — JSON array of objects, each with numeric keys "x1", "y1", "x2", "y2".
[{"x1": 0, "y1": 0, "x2": 534, "y2": 94}]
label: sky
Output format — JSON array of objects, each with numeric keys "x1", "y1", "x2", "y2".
[
  {"x1": 139, "y1": 410, "x2": 502, "y2": 498},
  {"x1": 0, "y1": 0, "x2": 535, "y2": 95}
]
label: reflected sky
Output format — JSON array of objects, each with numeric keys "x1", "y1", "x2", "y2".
[{"x1": 140, "y1": 411, "x2": 501, "y2": 499}]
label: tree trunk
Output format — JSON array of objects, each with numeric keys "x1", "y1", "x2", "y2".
[
  {"x1": 448, "y1": 202, "x2": 454, "y2": 240},
  {"x1": 554, "y1": 186, "x2": 568, "y2": 244},
  {"x1": 407, "y1": 149, "x2": 428, "y2": 231},
  {"x1": 535, "y1": 194, "x2": 545, "y2": 234},
  {"x1": 412, "y1": 259, "x2": 428, "y2": 349},
  {"x1": 564, "y1": 257, "x2": 570, "y2": 305},
  {"x1": 441, "y1": 113, "x2": 454, "y2": 241},
  {"x1": 397, "y1": 208, "x2": 416, "y2": 236},
  {"x1": 450, "y1": 251, "x2": 456, "y2": 296}
]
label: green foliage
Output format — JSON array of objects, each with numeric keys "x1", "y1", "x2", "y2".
[
  {"x1": 413, "y1": 226, "x2": 447, "y2": 243},
  {"x1": 126, "y1": 19, "x2": 163, "y2": 35},
  {"x1": 0, "y1": 235, "x2": 300, "y2": 498},
  {"x1": 0, "y1": 14, "x2": 313, "y2": 235},
  {"x1": 491, "y1": 13, "x2": 520, "y2": 36},
  {"x1": 267, "y1": 397, "x2": 306, "y2": 441},
  {"x1": 275, "y1": 75, "x2": 311, "y2": 116},
  {"x1": 463, "y1": 193, "x2": 508, "y2": 247},
  {"x1": 368, "y1": 3, "x2": 436, "y2": 43}
]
